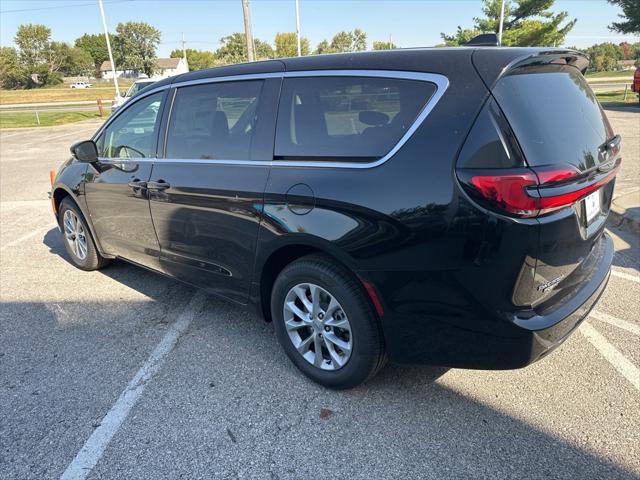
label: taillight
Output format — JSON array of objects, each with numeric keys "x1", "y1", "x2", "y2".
[
  {"x1": 458, "y1": 160, "x2": 620, "y2": 218},
  {"x1": 470, "y1": 172, "x2": 538, "y2": 217}
]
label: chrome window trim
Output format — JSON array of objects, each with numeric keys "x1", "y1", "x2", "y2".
[
  {"x1": 277, "y1": 70, "x2": 448, "y2": 169},
  {"x1": 95, "y1": 69, "x2": 449, "y2": 169}
]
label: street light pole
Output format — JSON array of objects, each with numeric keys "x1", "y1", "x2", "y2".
[
  {"x1": 295, "y1": 0, "x2": 301, "y2": 57},
  {"x1": 241, "y1": 0, "x2": 255, "y2": 62},
  {"x1": 498, "y1": 0, "x2": 506, "y2": 46},
  {"x1": 97, "y1": 0, "x2": 120, "y2": 97}
]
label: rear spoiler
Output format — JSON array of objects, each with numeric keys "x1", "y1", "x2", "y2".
[{"x1": 472, "y1": 48, "x2": 590, "y2": 90}]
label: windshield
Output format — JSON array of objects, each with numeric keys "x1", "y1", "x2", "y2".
[{"x1": 126, "y1": 82, "x2": 154, "y2": 98}]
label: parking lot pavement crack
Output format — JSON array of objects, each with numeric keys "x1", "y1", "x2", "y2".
[{"x1": 266, "y1": 408, "x2": 306, "y2": 478}]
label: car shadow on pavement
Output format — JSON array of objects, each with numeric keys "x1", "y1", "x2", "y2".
[
  {"x1": 609, "y1": 223, "x2": 640, "y2": 272},
  {"x1": 602, "y1": 102, "x2": 640, "y2": 113},
  {"x1": 43, "y1": 227, "x2": 193, "y2": 301},
  {"x1": 36, "y1": 228, "x2": 638, "y2": 479}
]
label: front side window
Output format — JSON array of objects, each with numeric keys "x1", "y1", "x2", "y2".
[
  {"x1": 275, "y1": 76, "x2": 436, "y2": 160},
  {"x1": 99, "y1": 91, "x2": 164, "y2": 159},
  {"x1": 165, "y1": 81, "x2": 263, "y2": 160}
]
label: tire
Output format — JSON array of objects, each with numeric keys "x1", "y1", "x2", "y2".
[
  {"x1": 58, "y1": 197, "x2": 109, "y2": 271},
  {"x1": 271, "y1": 254, "x2": 386, "y2": 389}
]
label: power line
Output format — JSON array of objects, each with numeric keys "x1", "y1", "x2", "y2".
[{"x1": 0, "y1": 0, "x2": 132, "y2": 14}]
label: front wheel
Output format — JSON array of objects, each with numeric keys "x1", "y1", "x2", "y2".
[
  {"x1": 58, "y1": 198, "x2": 109, "y2": 271},
  {"x1": 271, "y1": 254, "x2": 386, "y2": 389}
]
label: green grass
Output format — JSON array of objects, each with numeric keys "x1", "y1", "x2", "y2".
[
  {"x1": 0, "y1": 111, "x2": 103, "y2": 128},
  {"x1": 595, "y1": 90, "x2": 639, "y2": 104},
  {"x1": 0, "y1": 82, "x2": 133, "y2": 105},
  {"x1": 586, "y1": 70, "x2": 635, "y2": 79}
]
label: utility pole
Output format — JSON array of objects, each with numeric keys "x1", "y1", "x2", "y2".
[
  {"x1": 181, "y1": 32, "x2": 188, "y2": 69},
  {"x1": 241, "y1": 0, "x2": 255, "y2": 62},
  {"x1": 98, "y1": 0, "x2": 120, "y2": 97},
  {"x1": 295, "y1": 0, "x2": 301, "y2": 57},
  {"x1": 498, "y1": 0, "x2": 506, "y2": 46}
]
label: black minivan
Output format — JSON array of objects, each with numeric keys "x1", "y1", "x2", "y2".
[{"x1": 51, "y1": 47, "x2": 620, "y2": 388}]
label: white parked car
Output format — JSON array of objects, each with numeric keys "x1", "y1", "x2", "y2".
[
  {"x1": 69, "y1": 82, "x2": 92, "y2": 89},
  {"x1": 111, "y1": 79, "x2": 156, "y2": 113}
]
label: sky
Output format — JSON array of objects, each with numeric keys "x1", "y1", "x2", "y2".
[{"x1": 1, "y1": 0, "x2": 638, "y2": 57}]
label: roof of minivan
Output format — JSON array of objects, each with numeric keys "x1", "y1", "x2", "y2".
[{"x1": 161, "y1": 47, "x2": 584, "y2": 89}]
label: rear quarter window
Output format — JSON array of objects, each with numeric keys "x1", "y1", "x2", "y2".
[{"x1": 274, "y1": 76, "x2": 436, "y2": 161}]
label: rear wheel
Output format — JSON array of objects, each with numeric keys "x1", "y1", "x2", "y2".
[
  {"x1": 58, "y1": 198, "x2": 109, "y2": 271},
  {"x1": 271, "y1": 254, "x2": 385, "y2": 389}
]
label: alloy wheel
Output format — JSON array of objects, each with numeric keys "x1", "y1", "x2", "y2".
[
  {"x1": 283, "y1": 283, "x2": 353, "y2": 371},
  {"x1": 63, "y1": 209, "x2": 88, "y2": 261}
]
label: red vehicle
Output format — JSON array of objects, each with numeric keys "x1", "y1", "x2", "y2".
[{"x1": 632, "y1": 66, "x2": 640, "y2": 104}]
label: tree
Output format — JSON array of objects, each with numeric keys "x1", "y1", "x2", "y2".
[
  {"x1": 216, "y1": 33, "x2": 273, "y2": 64},
  {"x1": 0, "y1": 47, "x2": 26, "y2": 88},
  {"x1": 314, "y1": 29, "x2": 368, "y2": 54},
  {"x1": 608, "y1": 0, "x2": 639, "y2": 35},
  {"x1": 442, "y1": 0, "x2": 576, "y2": 47},
  {"x1": 114, "y1": 21, "x2": 160, "y2": 77},
  {"x1": 75, "y1": 33, "x2": 112, "y2": 74},
  {"x1": 619, "y1": 41, "x2": 635, "y2": 59},
  {"x1": 63, "y1": 47, "x2": 94, "y2": 76},
  {"x1": 274, "y1": 32, "x2": 310, "y2": 58},
  {"x1": 373, "y1": 40, "x2": 397, "y2": 50},
  {"x1": 170, "y1": 48, "x2": 216, "y2": 71},
  {"x1": 585, "y1": 42, "x2": 621, "y2": 72},
  {"x1": 314, "y1": 39, "x2": 331, "y2": 54},
  {"x1": 13, "y1": 24, "x2": 63, "y2": 86},
  {"x1": 254, "y1": 39, "x2": 274, "y2": 60},
  {"x1": 14, "y1": 24, "x2": 51, "y2": 68}
]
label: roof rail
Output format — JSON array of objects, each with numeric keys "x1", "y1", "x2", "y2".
[{"x1": 465, "y1": 33, "x2": 500, "y2": 47}]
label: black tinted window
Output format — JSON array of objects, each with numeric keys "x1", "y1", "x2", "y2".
[
  {"x1": 166, "y1": 81, "x2": 263, "y2": 160},
  {"x1": 100, "y1": 91, "x2": 164, "y2": 158},
  {"x1": 492, "y1": 65, "x2": 612, "y2": 170},
  {"x1": 275, "y1": 76, "x2": 436, "y2": 160}
]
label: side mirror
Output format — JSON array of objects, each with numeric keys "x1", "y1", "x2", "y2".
[
  {"x1": 71, "y1": 140, "x2": 98, "y2": 163},
  {"x1": 121, "y1": 92, "x2": 126, "y2": 97}
]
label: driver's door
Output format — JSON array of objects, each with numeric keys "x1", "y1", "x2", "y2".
[{"x1": 84, "y1": 90, "x2": 165, "y2": 269}]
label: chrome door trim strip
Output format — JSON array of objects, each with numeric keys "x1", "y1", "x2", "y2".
[
  {"x1": 279, "y1": 71, "x2": 447, "y2": 169},
  {"x1": 95, "y1": 69, "x2": 449, "y2": 170}
]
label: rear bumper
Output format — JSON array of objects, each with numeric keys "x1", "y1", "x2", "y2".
[{"x1": 382, "y1": 232, "x2": 613, "y2": 369}]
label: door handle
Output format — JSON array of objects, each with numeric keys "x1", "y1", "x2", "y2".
[
  {"x1": 128, "y1": 179, "x2": 147, "y2": 188},
  {"x1": 147, "y1": 180, "x2": 171, "y2": 190}
]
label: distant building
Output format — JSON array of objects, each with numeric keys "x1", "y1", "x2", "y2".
[
  {"x1": 617, "y1": 59, "x2": 637, "y2": 70},
  {"x1": 100, "y1": 57, "x2": 189, "y2": 79},
  {"x1": 155, "y1": 57, "x2": 189, "y2": 78}
]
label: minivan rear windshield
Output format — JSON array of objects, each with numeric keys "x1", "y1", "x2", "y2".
[{"x1": 492, "y1": 65, "x2": 612, "y2": 171}]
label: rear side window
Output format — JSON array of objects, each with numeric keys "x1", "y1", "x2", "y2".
[
  {"x1": 492, "y1": 65, "x2": 612, "y2": 170},
  {"x1": 275, "y1": 76, "x2": 436, "y2": 160},
  {"x1": 165, "y1": 81, "x2": 263, "y2": 160}
]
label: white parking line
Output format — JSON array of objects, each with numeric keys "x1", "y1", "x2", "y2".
[
  {"x1": 0, "y1": 223, "x2": 56, "y2": 252},
  {"x1": 611, "y1": 270, "x2": 640, "y2": 284},
  {"x1": 59, "y1": 291, "x2": 206, "y2": 480},
  {"x1": 591, "y1": 311, "x2": 640, "y2": 336},
  {"x1": 581, "y1": 322, "x2": 640, "y2": 391}
]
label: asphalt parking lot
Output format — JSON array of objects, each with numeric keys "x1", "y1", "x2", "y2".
[{"x1": 1, "y1": 105, "x2": 639, "y2": 480}]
